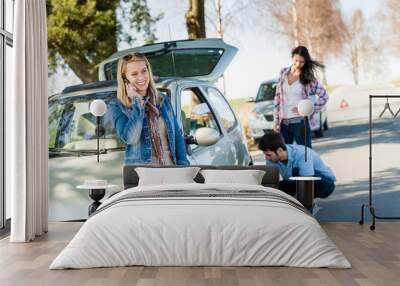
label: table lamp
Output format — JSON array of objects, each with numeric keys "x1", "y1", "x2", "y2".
[
  {"x1": 89, "y1": 99, "x2": 107, "y2": 162},
  {"x1": 297, "y1": 99, "x2": 314, "y2": 162}
]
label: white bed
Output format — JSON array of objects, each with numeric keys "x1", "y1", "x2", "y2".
[{"x1": 50, "y1": 183, "x2": 351, "y2": 269}]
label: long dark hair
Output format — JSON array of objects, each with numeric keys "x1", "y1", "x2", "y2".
[{"x1": 291, "y1": 46, "x2": 325, "y2": 86}]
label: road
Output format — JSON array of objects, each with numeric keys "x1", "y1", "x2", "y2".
[{"x1": 252, "y1": 83, "x2": 400, "y2": 221}]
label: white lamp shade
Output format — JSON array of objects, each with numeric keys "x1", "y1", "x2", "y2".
[
  {"x1": 297, "y1": 99, "x2": 314, "y2": 116},
  {"x1": 90, "y1": 99, "x2": 107, "y2": 117}
]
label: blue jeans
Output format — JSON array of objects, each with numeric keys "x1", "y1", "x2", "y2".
[{"x1": 280, "y1": 118, "x2": 312, "y2": 148}]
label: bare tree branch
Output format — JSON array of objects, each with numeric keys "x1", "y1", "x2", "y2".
[{"x1": 382, "y1": 0, "x2": 400, "y2": 55}]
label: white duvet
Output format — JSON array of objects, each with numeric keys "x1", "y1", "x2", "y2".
[{"x1": 50, "y1": 183, "x2": 351, "y2": 269}]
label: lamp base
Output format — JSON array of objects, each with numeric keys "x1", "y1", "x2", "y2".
[
  {"x1": 88, "y1": 188, "x2": 105, "y2": 215},
  {"x1": 295, "y1": 180, "x2": 314, "y2": 210}
]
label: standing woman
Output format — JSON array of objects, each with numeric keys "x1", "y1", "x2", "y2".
[
  {"x1": 273, "y1": 46, "x2": 329, "y2": 148},
  {"x1": 109, "y1": 53, "x2": 190, "y2": 165}
]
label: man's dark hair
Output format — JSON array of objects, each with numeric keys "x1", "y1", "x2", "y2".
[{"x1": 258, "y1": 130, "x2": 287, "y2": 152}]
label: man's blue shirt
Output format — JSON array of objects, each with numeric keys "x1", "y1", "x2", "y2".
[{"x1": 268, "y1": 144, "x2": 336, "y2": 181}]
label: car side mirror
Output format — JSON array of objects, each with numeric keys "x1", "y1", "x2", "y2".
[
  {"x1": 246, "y1": 97, "x2": 255, "y2": 103},
  {"x1": 194, "y1": 127, "x2": 220, "y2": 146}
]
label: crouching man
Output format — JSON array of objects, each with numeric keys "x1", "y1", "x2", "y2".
[{"x1": 258, "y1": 130, "x2": 335, "y2": 198}]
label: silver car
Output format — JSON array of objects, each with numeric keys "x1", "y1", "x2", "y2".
[
  {"x1": 248, "y1": 80, "x2": 328, "y2": 142},
  {"x1": 49, "y1": 39, "x2": 252, "y2": 221}
]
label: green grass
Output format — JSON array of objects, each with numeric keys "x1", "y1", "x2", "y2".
[
  {"x1": 228, "y1": 98, "x2": 249, "y2": 110},
  {"x1": 391, "y1": 79, "x2": 400, "y2": 87},
  {"x1": 325, "y1": 84, "x2": 340, "y2": 94}
]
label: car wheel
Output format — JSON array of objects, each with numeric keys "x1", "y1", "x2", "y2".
[{"x1": 323, "y1": 119, "x2": 328, "y2": 130}]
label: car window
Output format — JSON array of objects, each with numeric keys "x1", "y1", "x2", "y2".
[
  {"x1": 49, "y1": 92, "x2": 124, "y2": 151},
  {"x1": 205, "y1": 87, "x2": 237, "y2": 132},
  {"x1": 103, "y1": 48, "x2": 224, "y2": 80},
  {"x1": 256, "y1": 82, "x2": 277, "y2": 102},
  {"x1": 180, "y1": 88, "x2": 220, "y2": 147},
  {"x1": 48, "y1": 101, "x2": 65, "y2": 149}
]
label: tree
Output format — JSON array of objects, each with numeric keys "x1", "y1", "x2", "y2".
[
  {"x1": 255, "y1": 0, "x2": 347, "y2": 84},
  {"x1": 346, "y1": 10, "x2": 363, "y2": 85},
  {"x1": 383, "y1": 0, "x2": 400, "y2": 55},
  {"x1": 205, "y1": 0, "x2": 249, "y2": 39},
  {"x1": 186, "y1": 0, "x2": 206, "y2": 39},
  {"x1": 214, "y1": 0, "x2": 223, "y2": 38},
  {"x1": 343, "y1": 10, "x2": 376, "y2": 85},
  {"x1": 47, "y1": 0, "x2": 162, "y2": 83},
  {"x1": 204, "y1": 0, "x2": 249, "y2": 96},
  {"x1": 123, "y1": 0, "x2": 164, "y2": 45},
  {"x1": 47, "y1": 0, "x2": 118, "y2": 83}
]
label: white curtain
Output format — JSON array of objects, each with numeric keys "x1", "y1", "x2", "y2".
[{"x1": 7, "y1": 0, "x2": 49, "y2": 242}]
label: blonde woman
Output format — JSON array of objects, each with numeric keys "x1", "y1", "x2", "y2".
[{"x1": 109, "y1": 53, "x2": 189, "y2": 165}]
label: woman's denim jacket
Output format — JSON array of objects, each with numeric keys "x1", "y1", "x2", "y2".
[{"x1": 109, "y1": 94, "x2": 190, "y2": 165}]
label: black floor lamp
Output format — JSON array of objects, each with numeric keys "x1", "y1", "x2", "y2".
[
  {"x1": 89, "y1": 99, "x2": 107, "y2": 162},
  {"x1": 297, "y1": 99, "x2": 314, "y2": 161},
  {"x1": 289, "y1": 99, "x2": 319, "y2": 211}
]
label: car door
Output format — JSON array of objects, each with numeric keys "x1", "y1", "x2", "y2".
[
  {"x1": 202, "y1": 85, "x2": 250, "y2": 166},
  {"x1": 178, "y1": 85, "x2": 230, "y2": 165}
]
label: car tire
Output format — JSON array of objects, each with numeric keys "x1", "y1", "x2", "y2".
[{"x1": 323, "y1": 119, "x2": 328, "y2": 130}]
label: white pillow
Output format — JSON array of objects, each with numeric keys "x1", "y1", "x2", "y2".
[
  {"x1": 200, "y1": 169, "x2": 266, "y2": 185},
  {"x1": 136, "y1": 167, "x2": 201, "y2": 186}
]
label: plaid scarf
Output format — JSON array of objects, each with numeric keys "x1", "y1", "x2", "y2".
[{"x1": 144, "y1": 90, "x2": 165, "y2": 165}]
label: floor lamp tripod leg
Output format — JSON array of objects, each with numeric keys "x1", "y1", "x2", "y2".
[
  {"x1": 370, "y1": 206, "x2": 376, "y2": 231},
  {"x1": 359, "y1": 204, "x2": 365, "y2": 225}
]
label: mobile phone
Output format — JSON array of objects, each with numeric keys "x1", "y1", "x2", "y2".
[{"x1": 123, "y1": 77, "x2": 138, "y2": 94}]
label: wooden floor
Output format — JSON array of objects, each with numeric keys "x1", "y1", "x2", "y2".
[{"x1": 0, "y1": 222, "x2": 399, "y2": 286}]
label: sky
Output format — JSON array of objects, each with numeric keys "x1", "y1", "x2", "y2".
[{"x1": 50, "y1": 0, "x2": 399, "y2": 100}]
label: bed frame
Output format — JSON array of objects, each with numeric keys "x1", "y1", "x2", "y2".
[{"x1": 123, "y1": 164, "x2": 280, "y2": 190}]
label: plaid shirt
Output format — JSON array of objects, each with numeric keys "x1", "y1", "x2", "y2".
[{"x1": 273, "y1": 67, "x2": 329, "y2": 131}]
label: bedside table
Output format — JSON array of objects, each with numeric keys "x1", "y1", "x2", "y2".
[
  {"x1": 289, "y1": 176, "x2": 321, "y2": 210},
  {"x1": 77, "y1": 181, "x2": 117, "y2": 216}
]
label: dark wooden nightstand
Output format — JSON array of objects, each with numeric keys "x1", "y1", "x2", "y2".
[{"x1": 289, "y1": 176, "x2": 321, "y2": 210}]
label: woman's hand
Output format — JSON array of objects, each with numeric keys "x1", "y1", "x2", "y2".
[
  {"x1": 125, "y1": 82, "x2": 144, "y2": 106},
  {"x1": 292, "y1": 106, "x2": 299, "y2": 115}
]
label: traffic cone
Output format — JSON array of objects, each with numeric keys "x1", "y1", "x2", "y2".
[{"x1": 340, "y1": 99, "x2": 349, "y2": 109}]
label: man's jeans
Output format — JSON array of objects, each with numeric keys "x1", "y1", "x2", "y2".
[{"x1": 280, "y1": 118, "x2": 312, "y2": 148}]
